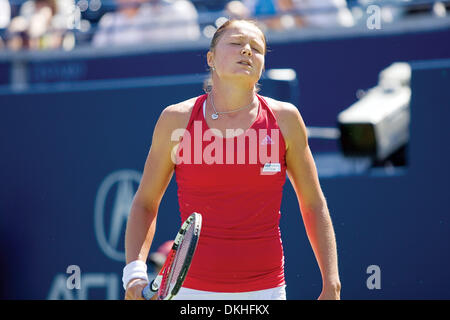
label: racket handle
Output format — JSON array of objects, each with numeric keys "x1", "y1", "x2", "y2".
[
  {"x1": 142, "y1": 280, "x2": 158, "y2": 300},
  {"x1": 142, "y1": 273, "x2": 162, "y2": 299}
]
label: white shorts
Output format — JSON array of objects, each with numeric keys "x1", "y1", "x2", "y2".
[{"x1": 172, "y1": 285, "x2": 287, "y2": 300}]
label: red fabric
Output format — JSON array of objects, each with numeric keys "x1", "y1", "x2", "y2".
[{"x1": 174, "y1": 94, "x2": 287, "y2": 292}]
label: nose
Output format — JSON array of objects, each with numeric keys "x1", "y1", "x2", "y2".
[{"x1": 241, "y1": 44, "x2": 252, "y2": 57}]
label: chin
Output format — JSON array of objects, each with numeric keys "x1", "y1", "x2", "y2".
[
  {"x1": 234, "y1": 70, "x2": 259, "y2": 80},
  {"x1": 220, "y1": 70, "x2": 260, "y2": 85}
]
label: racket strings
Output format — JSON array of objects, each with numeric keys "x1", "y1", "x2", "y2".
[
  {"x1": 171, "y1": 224, "x2": 194, "y2": 279},
  {"x1": 158, "y1": 223, "x2": 195, "y2": 299},
  {"x1": 154, "y1": 213, "x2": 201, "y2": 300}
]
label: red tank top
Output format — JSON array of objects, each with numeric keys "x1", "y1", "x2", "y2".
[{"x1": 174, "y1": 93, "x2": 287, "y2": 292}]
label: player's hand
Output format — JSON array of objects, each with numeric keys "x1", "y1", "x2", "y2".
[
  {"x1": 317, "y1": 283, "x2": 341, "y2": 300},
  {"x1": 125, "y1": 279, "x2": 153, "y2": 300}
]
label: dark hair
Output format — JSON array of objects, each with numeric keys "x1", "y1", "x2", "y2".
[{"x1": 204, "y1": 19, "x2": 267, "y2": 93}]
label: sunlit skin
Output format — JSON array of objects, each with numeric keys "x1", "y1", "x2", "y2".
[
  {"x1": 207, "y1": 23, "x2": 265, "y2": 89},
  {"x1": 204, "y1": 21, "x2": 267, "y2": 138},
  {"x1": 124, "y1": 20, "x2": 341, "y2": 301}
]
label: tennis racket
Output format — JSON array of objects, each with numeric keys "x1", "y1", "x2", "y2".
[{"x1": 142, "y1": 212, "x2": 202, "y2": 300}]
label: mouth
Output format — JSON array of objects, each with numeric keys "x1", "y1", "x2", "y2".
[{"x1": 237, "y1": 60, "x2": 252, "y2": 67}]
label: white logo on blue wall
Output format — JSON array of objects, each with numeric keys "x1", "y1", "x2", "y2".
[{"x1": 94, "y1": 170, "x2": 142, "y2": 261}]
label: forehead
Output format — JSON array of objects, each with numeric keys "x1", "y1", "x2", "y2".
[{"x1": 221, "y1": 22, "x2": 265, "y2": 44}]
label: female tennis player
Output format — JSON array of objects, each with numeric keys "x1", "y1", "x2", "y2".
[{"x1": 123, "y1": 19, "x2": 341, "y2": 300}]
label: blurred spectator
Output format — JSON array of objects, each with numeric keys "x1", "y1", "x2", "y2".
[
  {"x1": 291, "y1": 0, "x2": 355, "y2": 28},
  {"x1": 5, "y1": 0, "x2": 78, "y2": 50},
  {"x1": 0, "y1": 0, "x2": 11, "y2": 48},
  {"x1": 226, "y1": 0, "x2": 300, "y2": 30},
  {"x1": 92, "y1": 0, "x2": 201, "y2": 47},
  {"x1": 226, "y1": 0, "x2": 355, "y2": 30},
  {"x1": 0, "y1": 0, "x2": 11, "y2": 29}
]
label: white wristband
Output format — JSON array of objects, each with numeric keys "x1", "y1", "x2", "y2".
[{"x1": 122, "y1": 260, "x2": 149, "y2": 290}]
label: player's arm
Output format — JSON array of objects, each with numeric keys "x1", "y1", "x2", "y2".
[
  {"x1": 124, "y1": 104, "x2": 187, "y2": 299},
  {"x1": 276, "y1": 101, "x2": 341, "y2": 300}
]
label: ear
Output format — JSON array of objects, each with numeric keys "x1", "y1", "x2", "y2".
[{"x1": 207, "y1": 51, "x2": 214, "y2": 69}]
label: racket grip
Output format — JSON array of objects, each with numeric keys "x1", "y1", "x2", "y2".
[{"x1": 142, "y1": 281, "x2": 157, "y2": 300}]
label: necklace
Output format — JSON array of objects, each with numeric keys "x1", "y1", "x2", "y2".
[{"x1": 210, "y1": 93, "x2": 255, "y2": 120}]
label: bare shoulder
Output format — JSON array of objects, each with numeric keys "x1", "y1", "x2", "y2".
[
  {"x1": 261, "y1": 96, "x2": 307, "y2": 147},
  {"x1": 262, "y1": 96, "x2": 299, "y2": 115},
  {"x1": 158, "y1": 96, "x2": 198, "y2": 130},
  {"x1": 261, "y1": 96, "x2": 304, "y2": 126},
  {"x1": 162, "y1": 96, "x2": 198, "y2": 120}
]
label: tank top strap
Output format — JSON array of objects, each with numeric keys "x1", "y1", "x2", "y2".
[
  {"x1": 256, "y1": 94, "x2": 287, "y2": 152},
  {"x1": 256, "y1": 94, "x2": 280, "y2": 128},
  {"x1": 186, "y1": 94, "x2": 208, "y2": 131}
]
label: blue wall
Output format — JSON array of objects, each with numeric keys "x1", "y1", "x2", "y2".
[{"x1": 1, "y1": 59, "x2": 449, "y2": 299}]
